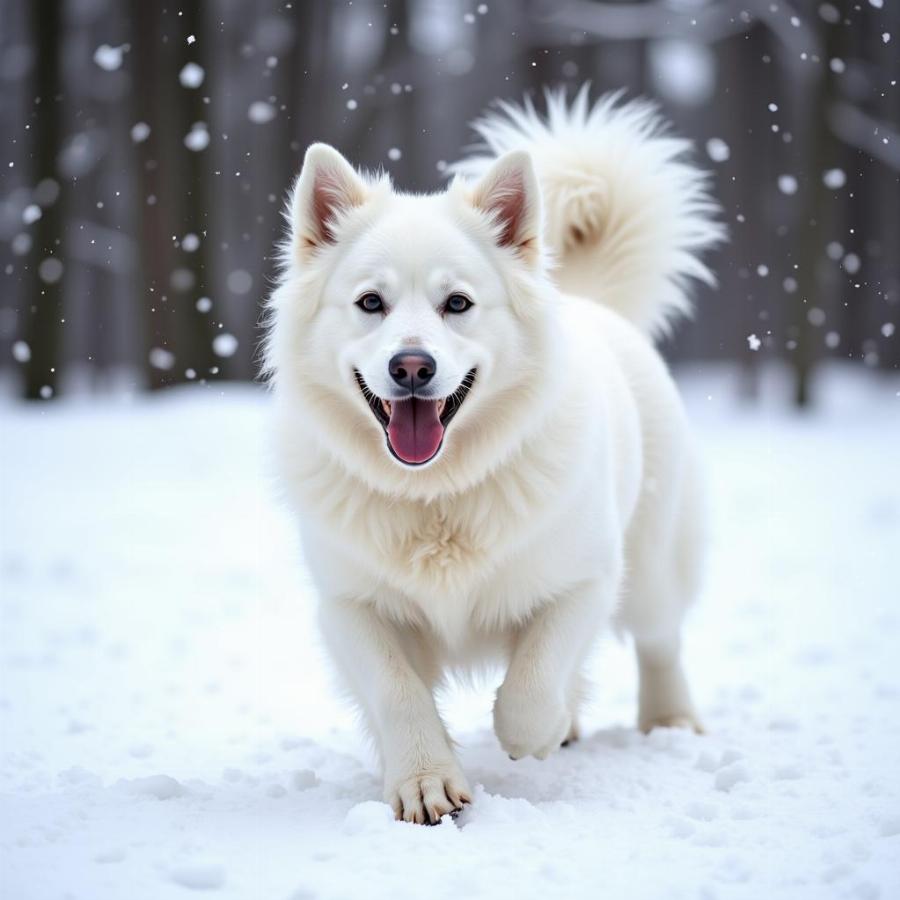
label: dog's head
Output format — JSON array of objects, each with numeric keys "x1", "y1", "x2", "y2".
[{"x1": 267, "y1": 143, "x2": 556, "y2": 493}]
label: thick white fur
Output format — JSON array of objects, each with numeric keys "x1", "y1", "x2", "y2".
[{"x1": 265, "y1": 90, "x2": 721, "y2": 824}]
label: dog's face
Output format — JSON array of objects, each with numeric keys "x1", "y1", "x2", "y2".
[{"x1": 270, "y1": 144, "x2": 550, "y2": 483}]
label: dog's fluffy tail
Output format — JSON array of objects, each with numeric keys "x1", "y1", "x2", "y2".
[{"x1": 451, "y1": 87, "x2": 724, "y2": 338}]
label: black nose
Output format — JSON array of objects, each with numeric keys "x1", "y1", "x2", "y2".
[{"x1": 389, "y1": 351, "x2": 436, "y2": 393}]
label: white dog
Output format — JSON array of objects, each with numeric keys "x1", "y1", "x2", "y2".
[{"x1": 265, "y1": 88, "x2": 722, "y2": 824}]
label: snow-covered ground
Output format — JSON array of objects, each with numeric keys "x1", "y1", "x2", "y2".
[{"x1": 1, "y1": 364, "x2": 898, "y2": 900}]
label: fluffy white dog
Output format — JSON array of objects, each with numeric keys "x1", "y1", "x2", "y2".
[{"x1": 265, "y1": 89, "x2": 722, "y2": 824}]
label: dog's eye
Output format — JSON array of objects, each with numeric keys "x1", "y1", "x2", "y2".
[
  {"x1": 444, "y1": 294, "x2": 473, "y2": 315},
  {"x1": 356, "y1": 292, "x2": 385, "y2": 314}
]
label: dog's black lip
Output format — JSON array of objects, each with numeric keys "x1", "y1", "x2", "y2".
[{"x1": 353, "y1": 368, "x2": 477, "y2": 463}]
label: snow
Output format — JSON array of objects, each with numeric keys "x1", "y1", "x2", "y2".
[
  {"x1": 746, "y1": 333, "x2": 761, "y2": 351},
  {"x1": 93, "y1": 44, "x2": 127, "y2": 72},
  {"x1": 37, "y1": 257, "x2": 63, "y2": 284},
  {"x1": 179, "y1": 62, "x2": 205, "y2": 89},
  {"x1": 777, "y1": 174, "x2": 798, "y2": 195},
  {"x1": 648, "y1": 39, "x2": 715, "y2": 106},
  {"x1": 184, "y1": 123, "x2": 210, "y2": 152},
  {"x1": 844, "y1": 253, "x2": 861, "y2": 274},
  {"x1": 10, "y1": 340, "x2": 30, "y2": 363},
  {"x1": 705, "y1": 138, "x2": 730, "y2": 163},
  {"x1": 387, "y1": 147, "x2": 402, "y2": 161},
  {"x1": 211, "y1": 333, "x2": 239, "y2": 358},
  {"x1": 1, "y1": 365, "x2": 899, "y2": 900},
  {"x1": 130, "y1": 122, "x2": 151, "y2": 144},
  {"x1": 823, "y1": 168, "x2": 847, "y2": 189},
  {"x1": 248, "y1": 101, "x2": 277, "y2": 124},
  {"x1": 11, "y1": 233, "x2": 31, "y2": 256},
  {"x1": 22, "y1": 204, "x2": 41, "y2": 225},
  {"x1": 226, "y1": 269, "x2": 252, "y2": 294},
  {"x1": 148, "y1": 346, "x2": 175, "y2": 370}
]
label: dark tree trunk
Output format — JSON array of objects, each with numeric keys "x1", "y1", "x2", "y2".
[
  {"x1": 130, "y1": 0, "x2": 176, "y2": 390},
  {"x1": 790, "y1": 16, "x2": 843, "y2": 408},
  {"x1": 176, "y1": 0, "x2": 217, "y2": 382},
  {"x1": 23, "y1": 0, "x2": 63, "y2": 400}
]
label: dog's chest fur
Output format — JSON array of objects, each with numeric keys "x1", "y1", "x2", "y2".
[{"x1": 294, "y1": 439, "x2": 598, "y2": 641}]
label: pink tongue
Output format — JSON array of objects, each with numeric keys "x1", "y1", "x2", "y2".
[{"x1": 387, "y1": 398, "x2": 444, "y2": 464}]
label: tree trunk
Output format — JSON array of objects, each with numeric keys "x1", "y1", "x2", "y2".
[{"x1": 23, "y1": 0, "x2": 64, "y2": 400}]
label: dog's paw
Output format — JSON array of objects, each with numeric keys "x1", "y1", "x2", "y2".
[
  {"x1": 639, "y1": 712, "x2": 705, "y2": 735},
  {"x1": 386, "y1": 765, "x2": 472, "y2": 825},
  {"x1": 493, "y1": 684, "x2": 571, "y2": 761}
]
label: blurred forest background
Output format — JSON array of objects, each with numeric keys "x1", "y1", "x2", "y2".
[{"x1": 0, "y1": 0, "x2": 897, "y2": 406}]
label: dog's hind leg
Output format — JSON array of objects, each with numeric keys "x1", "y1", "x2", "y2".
[
  {"x1": 634, "y1": 637, "x2": 702, "y2": 733},
  {"x1": 621, "y1": 452, "x2": 705, "y2": 733}
]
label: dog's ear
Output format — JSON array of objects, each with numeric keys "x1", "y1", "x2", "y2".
[
  {"x1": 289, "y1": 143, "x2": 367, "y2": 257},
  {"x1": 470, "y1": 151, "x2": 542, "y2": 263}
]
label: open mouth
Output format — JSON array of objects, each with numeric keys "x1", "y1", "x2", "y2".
[{"x1": 354, "y1": 369, "x2": 477, "y2": 466}]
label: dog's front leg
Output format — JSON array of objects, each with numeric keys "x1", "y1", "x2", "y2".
[
  {"x1": 318, "y1": 599, "x2": 471, "y2": 823},
  {"x1": 494, "y1": 578, "x2": 614, "y2": 760}
]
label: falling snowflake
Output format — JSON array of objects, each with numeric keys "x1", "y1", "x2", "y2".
[
  {"x1": 130, "y1": 122, "x2": 151, "y2": 143},
  {"x1": 181, "y1": 233, "x2": 200, "y2": 252},
  {"x1": 38, "y1": 258, "x2": 64, "y2": 284},
  {"x1": 387, "y1": 147, "x2": 402, "y2": 161},
  {"x1": 823, "y1": 169, "x2": 846, "y2": 189},
  {"x1": 11, "y1": 341, "x2": 31, "y2": 363},
  {"x1": 881, "y1": 323, "x2": 895, "y2": 338},
  {"x1": 179, "y1": 62, "x2": 205, "y2": 89},
  {"x1": 22, "y1": 204, "x2": 41, "y2": 225},
  {"x1": 747, "y1": 334, "x2": 761, "y2": 351},
  {"x1": 212, "y1": 333, "x2": 239, "y2": 358},
  {"x1": 149, "y1": 347, "x2": 175, "y2": 370},
  {"x1": 705, "y1": 138, "x2": 730, "y2": 162},
  {"x1": 184, "y1": 123, "x2": 210, "y2": 151},
  {"x1": 778, "y1": 175, "x2": 798, "y2": 195},
  {"x1": 843, "y1": 253, "x2": 861, "y2": 274},
  {"x1": 227, "y1": 270, "x2": 252, "y2": 294},
  {"x1": 248, "y1": 101, "x2": 276, "y2": 124},
  {"x1": 93, "y1": 44, "x2": 128, "y2": 71}
]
